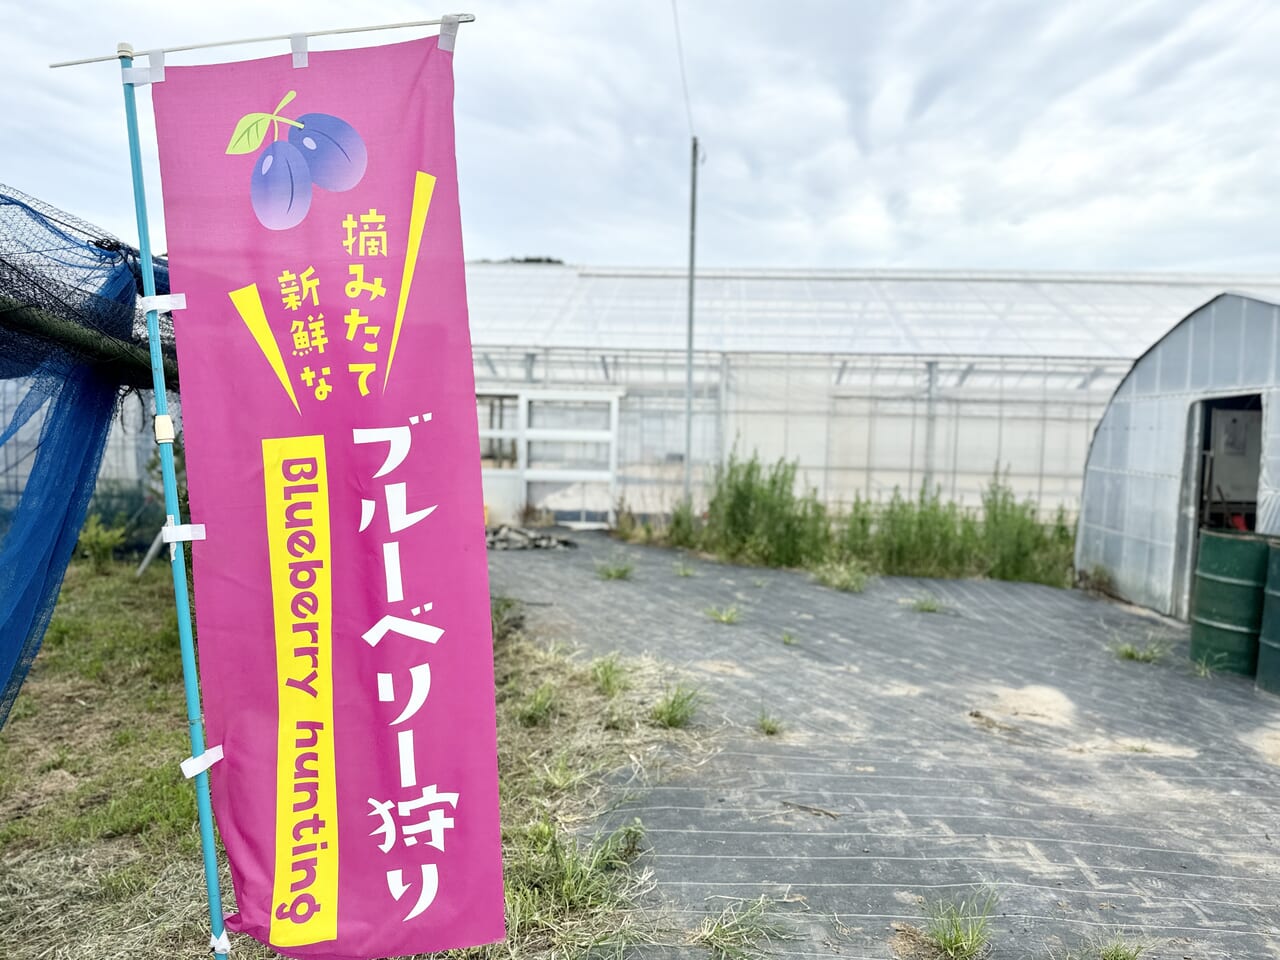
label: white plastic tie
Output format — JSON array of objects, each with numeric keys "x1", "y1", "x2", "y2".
[
  {"x1": 154, "y1": 414, "x2": 175, "y2": 444},
  {"x1": 182, "y1": 744, "x2": 224, "y2": 779},
  {"x1": 210, "y1": 929, "x2": 231, "y2": 955},
  {"x1": 290, "y1": 34, "x2": 308, "y2": 68},
  {"x1": 122, "y1": 49, "x2": 164, "y2": 85},
  {"x1": 162, "y1": 523, "x2": 206, "y2": 544},
  {"x1": 139, "y1": 292, "x2": 186, "y2": 314},
  {"x1": 438, "y1": 14, "x2": 460, "y2": 52}
]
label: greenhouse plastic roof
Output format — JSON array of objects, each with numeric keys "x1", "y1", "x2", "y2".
[{"x1": 464, "y1": 262, "x2": 1280, "y2": 358}]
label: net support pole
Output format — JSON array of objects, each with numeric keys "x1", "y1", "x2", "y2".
[{"x1": 117, "y1": 48, "x2": 228, "y2": 954}]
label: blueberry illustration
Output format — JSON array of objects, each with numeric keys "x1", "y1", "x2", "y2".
[
  {"x1": 251, "y1": 141, "x2": 312, "y2": 230},
  {"x1": 289, "y1": 113, "x2": 367, "y2": 193}
]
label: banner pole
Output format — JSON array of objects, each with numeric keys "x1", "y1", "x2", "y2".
[{"x1": 117, "y1": 46, "x2": 229, "y2": 955}]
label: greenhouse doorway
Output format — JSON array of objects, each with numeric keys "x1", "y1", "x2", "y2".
[
  {"x1": 1173, "y1": 394, "x2": 1263, "y2": 618},
  {"x1": 478, "y1": 390, "x2": 622, "y2": 527},
  {"x1": 1197, "y1": 395, "x2": 1262, "y2": 533}
]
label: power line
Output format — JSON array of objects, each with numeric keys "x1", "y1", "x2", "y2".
[{"x1": 670, "y1": 0, "x2": 696, "y2": 137}]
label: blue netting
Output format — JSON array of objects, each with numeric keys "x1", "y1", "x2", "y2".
[{"x1": 0, "y1": 186, "x2": 170, "y2": 729}]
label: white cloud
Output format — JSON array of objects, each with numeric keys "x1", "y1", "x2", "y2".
[{"x1": 4, "y1": 0, "x2": 1280, "y2": 271}]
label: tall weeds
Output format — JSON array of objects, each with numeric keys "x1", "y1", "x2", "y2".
[
  {"x1": 665, "y1": 453, "x2": 1074, "y2": 588},
  {"x1": 700, "y1": 454, "x2": 830, "y2": 568}
]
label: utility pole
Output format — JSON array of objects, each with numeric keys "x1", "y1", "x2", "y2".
[{"x1": 683, "y1": 135, "x2": 698, "y2": 501}]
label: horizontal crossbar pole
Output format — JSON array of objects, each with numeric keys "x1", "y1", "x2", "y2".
[{"x1": 50, "y1": 14, "x2": 475, "y2": 67}]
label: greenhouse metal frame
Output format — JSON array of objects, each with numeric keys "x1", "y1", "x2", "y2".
[{"x1": 467, "y1": 264, "x2": 1280, "y2": 524}]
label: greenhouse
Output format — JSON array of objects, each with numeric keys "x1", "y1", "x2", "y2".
[
  {"x1": 24, "y1": 262, "x2": 1280, "y2": 537},
  {"x1": 466, "y1": 263, "x2": 1280, "y2": 525},
  {"x1": 1077, "y1": 292, "x2": 1280, "y2": 618}
]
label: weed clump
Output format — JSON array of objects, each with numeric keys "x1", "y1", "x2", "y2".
[
  {"x1": 811, "y1": 559, "x2": 871, "y2": 593},
  {"x1": 922, "y1": 890, "x2": 997, "y2": 959},
  {"x1": 705, "y1": 605, "x2": 741, "y2": 624},
  {"x1": 596, "y1": 560, "x2": 634, "y2": 581},
  {"x1": 691, "y1": 895, "x2": 796, "y2": 960},
  {"x1": 700, "y1": 454, "x2": 831, "y2": 568},
  {"x1": 77, "y1": 515, "x2": 126, "y2": 575},
  {"x1": 756, "y1": 710, "x2": 781, "y2": 736},
  {"x1": 651, "y1": 684, "x2": 699, "y2": 728},
  {"x1": 668, "y1": 498, "x2": 699, "y2": 548},
  {"x1": 517, "y1": 682, "x2": 558, "y2": 726},
  {"x1": 591, "y1": 654, "x2": 628, "y2": 698},
  {"x1": 1095, "y1": 937, "x2": 1151, "y2": 960},
  {"x1": 1193, "y1": 652, "x2": 1225, "y2": 678},
  {"x1": 1113, "y1": 640, "x2": 1167, "y2": 664}
]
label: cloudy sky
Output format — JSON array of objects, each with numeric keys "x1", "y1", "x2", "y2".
[{"x1": 5, "y1": 0, "x2": 1280, "y2": 272}]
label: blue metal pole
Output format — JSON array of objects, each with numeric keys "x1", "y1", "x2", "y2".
[{"x1": 117, "y1": 47, "x2": 228, "y2": 954}]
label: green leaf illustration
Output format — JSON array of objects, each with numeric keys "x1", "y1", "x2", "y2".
[{"x1": 225, "y1": 112, "x2": 276, "y2": 155}]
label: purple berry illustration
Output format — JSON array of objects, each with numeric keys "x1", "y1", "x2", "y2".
[
  {"x1": 225, "y1": 91, "x2": 367, "y2": 230},
  {"x1": 250, "y1": 141, "x2": 312, "y2": 231},
  {"x1": 289, "y1": 113, "x2": 368, "y2": 192}
]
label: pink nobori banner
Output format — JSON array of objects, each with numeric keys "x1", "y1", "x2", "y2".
[{"x1": 152, "y1": 36, "x2": 504, "y2": 959}]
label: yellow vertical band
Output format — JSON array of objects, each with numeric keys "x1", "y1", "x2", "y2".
[{"x1": 263, "y1": 435, "x2": 338, "y2": 946}]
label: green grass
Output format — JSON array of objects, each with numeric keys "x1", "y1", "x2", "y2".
[
  {"x1": 690, "y1": 896, "x2": 796, "y2": 960},
  {"x1": 502, "y1": 817, "x2": 647, "y2": 928},
  {"x1": 658, "y1": 452, "x2": 1075, "y2": 588},
  {"x1": 650, "y1": 684, "x2": 700, "y2": 728},
  {"x1": 1193, "y1": 652, "x2": 1226, "y2": 678},
  {"x1": 781, "y1": 632, "x2": 797, "y2": 646},
  {"x1": 596, "y1": 560, "x2": 634, "y2": 581},
  {"x1": 667, "y1": 498, "x2": 698, "y2": 549},
  {"x1": 921, "y1": 891, "x2": 997, "y2": 959},
  {"x1": 1113, "y1": 641, "x2": 1167, "y2": 664},
  {"x1": 911, "y1": 594, "x2": 942, "y2": 613},
  {"x1": 0, "y1": 563, "x2": 193, "y2": 856},
  {"x1": 699, "y1": 453, "x2": 832, "y2": 568},
  {"x1": 517, "y1": 682, "x2": 559, "y2": 726},
  {"x1": 491, "y1": 594, "x2": 524, "y2": 641},
  {"x1": 756, "y1": 711, "x2": 781, "y2": 736},
  {"x1": 76, "y1": 515, "x2": 127, "y2": 574},
  {"x1": 591, "y1": 654, "x2": 629, "y2": 698},
  {"x1": 673, "y1": 560, "x2": 696, "y2": 577},
  {"x1": 812, "y1": 559, "x2": 871, "y2": 593},
  {"x1": 705, "y1": 605, "x2": 741, "y2": 624},
  {"x1": 1065, "y1": 936, "x2": 1154, "y2": 960},
  {"x1": 1095, "y1": 937, "x2": 1151, "y2": 960},
  {"x1": 2, "y1": 563, "x2": 692, "y2": 959}
]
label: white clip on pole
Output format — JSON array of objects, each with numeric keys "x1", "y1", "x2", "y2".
[
  {"x1": 438, "y1": 14, "x2": 460, "y2": 52},
  {"x1": 290, "y1": 34, "x2": 308, "y2": 68},
  {"x1": 154, "y1": 414, "x2": 175, "y2": 445},
  {"x1": 138, "y1": 292, "x2": 187, "y2": 313},
  {"x1": 181, "y1": 744, "x2": 224, "y2": 779},
  {"x1": 210, "y1": 929, "x2": 231, "y2": 955},
  {"x1": 121, "y1": 48, "x2": 165, "y2": 85},
  {"x1": 162, "y1": 523, "x2": 207, "y2": 544},
  {"x1": 163, "y1": 515, "x2": 203, "y2": 561}
]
